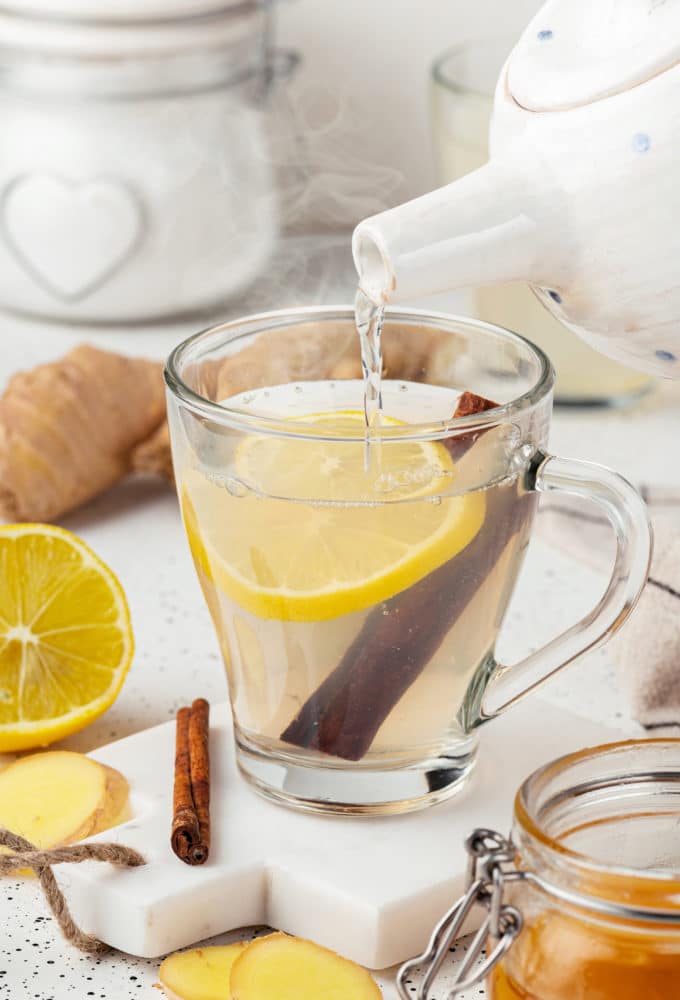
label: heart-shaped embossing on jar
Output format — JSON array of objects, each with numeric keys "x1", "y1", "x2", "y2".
[{"x1": 1, "y1": 174, "x2": 145, "y2": 302}]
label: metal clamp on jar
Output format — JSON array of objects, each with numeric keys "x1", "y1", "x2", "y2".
[
  {"x1": 398, "y1": 740, "x2": 680, "y2": 1000},
  {"x1": 0, "y1": 0, "x2": 297, "y2": 324}
]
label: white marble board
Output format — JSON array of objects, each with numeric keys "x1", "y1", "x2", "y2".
[{"x1": 60, "y1": 698, "x2": 627, "y2": 970}]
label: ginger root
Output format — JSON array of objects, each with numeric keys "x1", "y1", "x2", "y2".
[
  {"x1": 162, "y1": 318, "x2": 443, "y2": 471},
  {"x1": 214, "y1": 323, "x2": 357, "y2": 401},
  {"x1": 132, "y1": 421, "x2": 174, "y2": 481},
  {"x1": 230, "y1": 933, "x2": 382, "y2": 1000},
  {"x1": 157, "y1": 935, "x2": 381, "y2": 1000},
  {"x1": 0, "y1": 320, "x2": 449, "y2": 522},
  {"x1": 0, "y1": 344, "x2": 166, "y2": 522},
  {"x1": 215, "y1": 321, "x2": 445, "y2": 397},
  {"x1": 0, "y1": 751, "x2": 129, "y2": 868},
  {"x1": 158, "y1": 943, "x2": 248, "y2": 1000}
]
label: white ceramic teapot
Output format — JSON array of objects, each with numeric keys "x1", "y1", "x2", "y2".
[{"x1": 353, "y1": 0, "x2": 680, "y2": 377}]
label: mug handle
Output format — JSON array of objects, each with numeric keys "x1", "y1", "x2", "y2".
[{"x1": 480, "y1": 452, "x2": 653, "y2": 720}]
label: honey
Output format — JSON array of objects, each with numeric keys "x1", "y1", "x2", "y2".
[
  {"x1": 490, "y1": 743, "x2": 680, "y2": 999},
  {"x1": 490, "y1": 910, "x2": 680, "y2": 999},
  {"x1": 397, "y1": 740, "x2": 680, "y2": 999}
]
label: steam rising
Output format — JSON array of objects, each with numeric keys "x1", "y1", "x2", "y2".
[
  {"x1": 271, "y1": 86, "x2": 406, "y2": 232},
  {"x1": 186, "y1": 77, "x2": 407, "y2": 323}
]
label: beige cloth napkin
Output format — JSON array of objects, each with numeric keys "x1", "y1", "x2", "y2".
[{"x1": 536, "y1": 487, "x2": 680, "y2": 729}]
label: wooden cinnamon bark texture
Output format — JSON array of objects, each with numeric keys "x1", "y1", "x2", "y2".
[{"x1": 171, "y1": 699, "x2": 211, "y2": 865}]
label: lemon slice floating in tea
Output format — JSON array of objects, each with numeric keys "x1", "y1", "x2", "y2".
[
  {"x1": 0, "y1": 524, "x2": 133, "y2": 752},
  {"x1": 182, "y1": 411, "x2": 485, "y2": 622}
]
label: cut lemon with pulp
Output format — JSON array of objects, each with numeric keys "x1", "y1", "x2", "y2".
[
  {"x1": 183, "y1": 411, "x2": 486, "y2": 622},
  {"x1": 0, "y1": 524, "x2": 133, "y2": 752}
]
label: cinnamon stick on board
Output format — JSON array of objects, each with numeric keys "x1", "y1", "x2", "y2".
[
  {"x1": 189, "y1": 698, "x2": 211, "y2": 859},
  {"x1": 280, "y1": 391, "x2": 529, "y2": 761},
  {"x1": 171, "y1": 699, "x2": 211, "y2": 865}
]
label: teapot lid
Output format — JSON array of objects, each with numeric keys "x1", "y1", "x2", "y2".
[{"x1": 508, "y1": 0, "x2": 680, "y2": 110}]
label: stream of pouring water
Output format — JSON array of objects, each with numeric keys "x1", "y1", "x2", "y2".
[
  {"x1": 354, "y1": 286, "x2": 385, "y2": 431},
  {"x1": 354, "y1": 287, "x2": 386, "y2": 472}
]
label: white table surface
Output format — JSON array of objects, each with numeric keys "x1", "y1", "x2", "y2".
[{"x1": 1, "y1": 255, "x2": 679, "y2": 999}]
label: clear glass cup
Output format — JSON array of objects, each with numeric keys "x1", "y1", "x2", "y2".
[
  {"x1": 431, "y1": 39, "x2": 655, "y2": 407},
  {"x1": 165, "y1": 307, "x2": 651, "y2": 815}
]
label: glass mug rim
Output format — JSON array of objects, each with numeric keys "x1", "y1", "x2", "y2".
[
  {"x1": 431, "y1": 35, "x2": 515, "y2": 100},
  {"x1": 515, "y1": 738, "x2": 680, "y2": 904},
  {"x1": 164, "y1": 305, "x2": 555, "y2": 442}
]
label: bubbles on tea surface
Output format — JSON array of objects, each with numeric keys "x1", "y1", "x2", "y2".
[
  {"x1": 373, "y1": 462, "x2": 451, "y2": 496},
  {"x1": 206, "y1": 471, "x2": 252, "y2": 498},
  {"x1": 373, "y1": 473, "x2": 398, "y2": 494},
  {"x1": 228, "y1": 478, "x2": 250, "y2": 497},
  {"x1": 222, "y1": 379, "x2": 463, "y2": 425}
]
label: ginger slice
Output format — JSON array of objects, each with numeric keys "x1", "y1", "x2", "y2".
[
  {"x1": 229, "y1": 933, "x2": 382, "y2": 1000},
  {"x1": 0, "y1": 344, "x2": 165, "y2": 521},
  {"x1": 95, "y1": 764, "x2": 133, "y2": 832},
  {"x1": 0, "y1": 751, "x2": 129, "y2": 855},
  {"x1": 158, "y1": 943, "x2": 248, "y2": 1000}
]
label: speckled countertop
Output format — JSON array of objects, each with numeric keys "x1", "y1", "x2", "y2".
[{"x1": 1, "y1": 248, "x2": 679, "y2": 999}]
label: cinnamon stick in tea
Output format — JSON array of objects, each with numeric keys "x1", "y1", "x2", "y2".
[
  {"x1": 171, "y1": 699, "x2": 211, "y2": 865},
  {"x1": 445, "y1": 391, "x2": 498, "y2": 460},
  {"x1": 280, "y1": 391, "x2": 527, "y2": 761}
]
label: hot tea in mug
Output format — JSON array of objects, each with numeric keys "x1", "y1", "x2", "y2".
[{"x1": 165, "y1": 308, "x2": 651, "y2": 814}]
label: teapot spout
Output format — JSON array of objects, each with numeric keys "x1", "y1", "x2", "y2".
[{"x1": 353, "y1": 154, "x2": 557, "y2": 304}]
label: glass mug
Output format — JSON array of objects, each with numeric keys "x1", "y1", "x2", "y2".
[
  {"x1": 165, "y1": 307, "x2": 651, "y2": 814},
  {"x1": 431, "y1": 38, "x2": 654, "y2": 407}
]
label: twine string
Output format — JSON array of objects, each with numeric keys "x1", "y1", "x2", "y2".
[{"x1": 0, "y1": 828, "x2": 145, "y2": 954}]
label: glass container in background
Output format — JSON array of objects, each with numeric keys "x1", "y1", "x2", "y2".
[
  {"x1": 431, "y1": 39, "x2": 654, "y2": 407},
  {"x1": 0, "y1": 0, "x2": 297, "y2": 325}
]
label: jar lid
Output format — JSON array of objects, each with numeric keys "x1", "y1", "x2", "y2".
[
  {"x1": 0, "y1": 0, "x2": 266, "y2": 56},
  {"x1": 0, "y1": 0, "x2": 251, "y2": 20},
  {"x1": 508, "y1": 0, "x2": 680, "y2": 111}
]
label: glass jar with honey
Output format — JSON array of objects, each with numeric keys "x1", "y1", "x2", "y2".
[{"x1": 398, "y1": 740, "x2": 680, "y2": 999}]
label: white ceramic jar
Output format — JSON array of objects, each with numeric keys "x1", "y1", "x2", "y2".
[{"x1": 0, "y1": 0, "x2": 290, "y2": 323}]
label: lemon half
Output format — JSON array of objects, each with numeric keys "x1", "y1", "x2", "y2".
[
  {"x1": 0, "y1": 524, "x2": 133, "y2": 752},
  {"x1": 183, "y1": 412, "x2": 485, "y2": 622}
]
